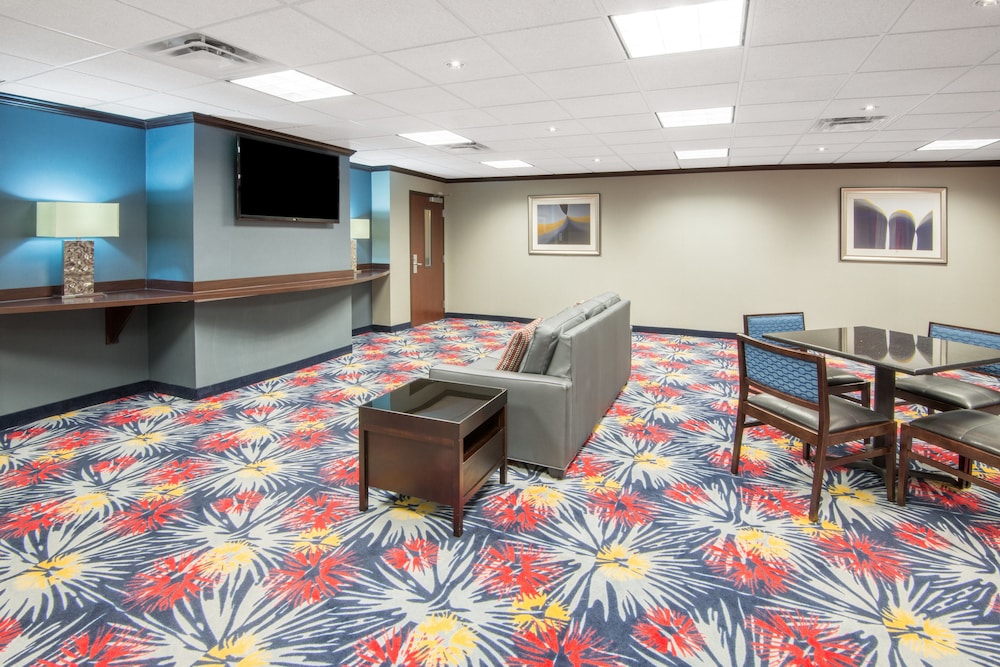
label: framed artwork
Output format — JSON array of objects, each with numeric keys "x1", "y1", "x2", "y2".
[
  {"x1": 528, "y1": 194, "x2": 600, "y2": 255},
  {"x1": 841, "y1": 187, "x2": 947, "y2": 264}
]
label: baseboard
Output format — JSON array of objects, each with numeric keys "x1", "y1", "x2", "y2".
[
  {"x1": 445, "y1": 312, "x2": 534, "y2": 324},
  {"x1": 632, "y1": 324, "x2": 736, "y2": 339},
  {"x1": 0, "y1": 345, "x2": 354, "y2": 428}
]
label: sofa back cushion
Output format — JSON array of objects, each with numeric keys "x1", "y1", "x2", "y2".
[{"x1": 520, "y1": 306, "x2": 587, "y2": 374}]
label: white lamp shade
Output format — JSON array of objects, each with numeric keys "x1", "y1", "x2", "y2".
[
  {"x1": 37, "y1": 202, "x2": 120, "y2": 238},
  {"x1": 350, "y1": 218, "x2": 371, "y2": 239}
]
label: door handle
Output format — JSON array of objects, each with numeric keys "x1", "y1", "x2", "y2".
[{"x1": 413, "y1": 254, "x2": 419, "y2": 274}]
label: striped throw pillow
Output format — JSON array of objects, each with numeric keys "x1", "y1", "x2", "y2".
[{"x1": 496, "y1": 318, "x2": 541, "y2": 371}]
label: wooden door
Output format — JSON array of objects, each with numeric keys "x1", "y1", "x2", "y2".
[{"x1": 409, "y1": 192, "x2": 445, "y2": 326}]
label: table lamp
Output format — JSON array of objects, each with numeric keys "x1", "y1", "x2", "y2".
[
  {"x1": 350, "y1": 218, "x2": 370, "y2": 274},
  {"x1": 36, "y1": 202, "x2": 120, "y2": 299}
]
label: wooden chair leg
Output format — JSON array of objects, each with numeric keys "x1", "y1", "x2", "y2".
[
  {"x1": 731, "y1": 408, "x2": 746, "y2": 475},
  {"x1": 860, "y1": 385, "x2": 871, "y2": 409},
  {"x1": 808, "y1": 443, "x2": 828, "y2": 523},
  {"x1": 884, "y1": 433, "x2": 896, "y2": 504},
  {"x1": 897, "y1": 426, "x2": 912, "y2": 506}
]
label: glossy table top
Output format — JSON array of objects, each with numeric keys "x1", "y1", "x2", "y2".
[
  {"x1": 362, "y1": 379, "x2": 506, "y2": 422},
  {"x1": 766, "y1": 326, "x2": 1000, "y2": 375}
]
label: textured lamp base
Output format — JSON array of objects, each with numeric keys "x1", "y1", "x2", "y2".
[
  {"x1": 62, "y1": 239, "x2": 100, "y2": 300},
  {"x1": 351, "y1": 238, "x2": 358, "y2": 275}
]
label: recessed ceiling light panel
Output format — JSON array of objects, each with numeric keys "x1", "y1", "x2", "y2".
[
  {"x1": 918, "y1": 138, "x2": 999, "y2": 151},
  {"x1": 657, "y1": 106, "x2": 734, "y2": 128},
  {"x1": 230, "y1": 70, "x2": 352, "y2": 102},
  {"x1": 482, "y1": 160, "x2": 532, "y2": 169},
  {"x1": 612, "y1": 0, "x2": 745, "y2": 58},
  {"x1": 399, "y1": 130, "x2": 473, "y2": 146},
  {"x1": 675, "y1": 148, "x2": 729, "y2": 160}
]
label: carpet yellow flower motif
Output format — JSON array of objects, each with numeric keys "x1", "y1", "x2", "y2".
[
  {"x1": 17, "y1": 553, "x2": 83, "y2": 590},
  {"x1": 293, "y1": 527, "x2": 342, "y2": 553},
  {"x1": 511, "y1": 593, "x2": 570, "y2": 634},
  {"x1": 596, "y1": 543, "x2": 650, "y2": 581},
  {"x1": 883, "y1": 605, "x2": 958, "y2": 658},
  {"x1": 736, "y1": 528, "x2": 790, "y2": 559},
  {"x1": 522, "y1": 486, "x2": 564, "y2": 508},
  {"x1": 413, "y1": 613, "x2": 476, "y2": 666},
  {"x1": 200, "y1": 633, "x2": 271, "y2": 667}
]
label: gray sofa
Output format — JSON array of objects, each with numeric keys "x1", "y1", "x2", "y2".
[{"x1": 429, "y1": 293, "x2": 632, "y2": 478}]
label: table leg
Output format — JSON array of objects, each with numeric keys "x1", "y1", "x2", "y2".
[
  {"x1": 358, "y1": 433, "x2": 368, "y2": 511},
  {"x1": 453, "y1": 504, "x2": 463, "y2": 537},
  {"x1": 872, "y1": 366, "x2": 897, "y2": 498}
]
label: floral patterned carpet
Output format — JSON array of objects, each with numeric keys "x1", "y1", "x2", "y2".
[{"x1": 1, "y1": 318, "x2": 999, "y2": 666}]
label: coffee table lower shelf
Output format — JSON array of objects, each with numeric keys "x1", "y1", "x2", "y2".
[{"x1": 358, "y1": 380, "x2": 507, "y2": 537}]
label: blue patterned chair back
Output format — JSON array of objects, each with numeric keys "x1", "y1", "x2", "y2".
[
  {"x1": 929, "y1": 323, "x2": 1000, "y2": 377},
  {"x1": 740, "y1": 335, "x2": 820, "y2": 403},
  {"x1": 744, "y1": 312, "x2": 806, "y2": 340}
]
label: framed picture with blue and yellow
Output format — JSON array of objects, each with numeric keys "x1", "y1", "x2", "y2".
[{"x1": 528, "y1": 193, "x2": 600, "y2": 256}]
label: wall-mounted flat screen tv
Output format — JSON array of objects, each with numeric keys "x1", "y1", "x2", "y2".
[{"x1": 236, "y1": 135, "x2": 340, "y2": 223}]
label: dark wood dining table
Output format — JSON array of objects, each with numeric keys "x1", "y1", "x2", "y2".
[{"x1": 765, "y1": 325, "x2": 1000, "y2": 420}]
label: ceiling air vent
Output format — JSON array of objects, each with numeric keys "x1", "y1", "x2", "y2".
[
  {"x1": 142, "y1": 34, "x2": 266, "y2": 76},
  {"x1": 442, "y1": 142, "x2": 490, "y2": 152},
  {"x1": 812, "y1": 115, "x2": 889, "y2": 132}
]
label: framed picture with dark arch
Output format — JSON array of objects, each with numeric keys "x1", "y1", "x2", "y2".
[
  {"x1": 841, "y1": 187, "x2": 947, "y2": 264},
  {"x1": 528, "y1": 194, "x2": 600, "y2": 256}
]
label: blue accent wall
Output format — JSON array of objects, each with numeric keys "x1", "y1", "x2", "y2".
[
  {"x1": 0, "y1": 104, "x2": 147, "y2": 288},
  {"x1": 146, "y1": 123, "x2": 195, "y2": 282}
]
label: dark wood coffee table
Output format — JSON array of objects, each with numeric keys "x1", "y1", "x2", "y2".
[{"x1": 358, "y1": 379, "x2": 507, "y2": 536}]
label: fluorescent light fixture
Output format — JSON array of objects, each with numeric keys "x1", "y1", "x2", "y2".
[
  {"x1": 657, "y1": 106, "x2": 734, "y2": 128},
  {"x1": 612, "y1": 0, "x2": 745, "y2": 58},
  {"x1": 399, "y1": 130, "x2": 473, "y2": 146},
  {"x1": 675, "y1": 148, "x2": 729, "y2": 160},
  {"x1": 229, "y1": 70, "x2": 352, "y2": 102},
  {"x1": 917, "y1": 138, "x2": 999, "y2": 151},
  {"x1": 482, "y1": 160, "x2": 532, "y2": 169}
]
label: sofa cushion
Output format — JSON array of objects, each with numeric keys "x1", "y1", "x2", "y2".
[
  {"x1": 520, "y1": 306, "x2": 587, "y2": 374},
  {"x1": 496, "y1": 318, "x2": 540, "y2": 371}
]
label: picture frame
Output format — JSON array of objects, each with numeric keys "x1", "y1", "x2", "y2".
[
  {"x1": 528, "y1": 194, "x2": 600, "y2": 255},
  {"x1": 840, "y1": 187, "x2": 947, "y2": 264}
]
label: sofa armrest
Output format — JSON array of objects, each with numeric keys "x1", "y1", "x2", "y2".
[{"x1": 428, "y1": 363, "x2": 572, "y2": 470}]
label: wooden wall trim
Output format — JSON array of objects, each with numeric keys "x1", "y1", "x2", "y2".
[{"x1": 0, "y1": 93, "x2": 147, "y2": 129}]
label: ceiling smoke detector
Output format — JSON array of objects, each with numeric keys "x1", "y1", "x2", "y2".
[
  {"x1": 143, "y1": 34, "x2": 266, "y2": 75},
  {"x1": 811, "y1": 116, "x2": 889, "y2": 132}
]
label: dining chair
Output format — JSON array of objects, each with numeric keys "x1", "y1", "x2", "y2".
[
  {"x1": 898, "y1": 409, "x2": 1000, "y2": 504},
  {"x1": 894, "y1": 322, "x2": 1000, "y2": 416},
  {"x1": 731, "y1": 334, "x2": 897, "y2": 523},
  {"x1": 743, "y1": 312, "x2": 871, "y2": 407}
]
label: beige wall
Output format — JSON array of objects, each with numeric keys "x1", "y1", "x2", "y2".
[{"x1": 439, "y1": 165, "x2": 1000, "y2": 335}]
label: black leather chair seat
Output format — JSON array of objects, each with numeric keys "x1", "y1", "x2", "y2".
[
  {"x1": 906, "y1": 409, "x2": 1000, "y2": 457},
  {"x1": 749, "y1": 394, "x2": 890, "y2": 433},
  {"x1": 827, "y1": 369, "x2": 865, "y2": 386},
  {"x1": 896, "y1": 375, "x2": 1000, "y2": 410}
]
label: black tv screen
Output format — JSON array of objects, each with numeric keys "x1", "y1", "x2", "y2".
[{"x1": 236, "y1": 136, "x2": 340, "y2": 223}]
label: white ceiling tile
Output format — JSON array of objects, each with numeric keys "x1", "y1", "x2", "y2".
[
  {"x1": 444, "y1": 75, "x2": 547, "y2": 107},
  {"x1": 0, "y1": 17, "x2": 111, "y2": 66},
  {"x1": 117, "y1": 0, "x2": 283, "y2": 28},
  {"x1": 731, "y1": 135, "x2": 798, "y2": 149},
  {"x1": 861, "y1": 28, "x2": 1000, "y2": 72},
  {"x1": 628, "y1": 49, "x2": 742, "y2": 90},
  {"x1": 0, "y1": 81, "x2": 103, "y2": 108},
  {"x1": 529, "y1": 63, "x2": 638, "y2": 99},
  {"x1": 737, "y1": 101, "x2": 828, "y2": 123},
  {"x1": 384, "y1": 39, "x2": 517, "y2": 84},
  {"x1": 749, "y1": 0, "x2": 910, "y2": 46},
  {"x1": 733, "y1": 120, "x2": 815, "y2": 136},
  {"x1": 0, "y1": 52, "x2": 51, "y2": 81},
  {"x1": 441, "y1": 0, "x2": 604, "y2": 35},
  {"x1": 838, "y1": 68, "x2": 967, "y2": 98},
  {"x1": 911, "y1": 92, "x2": 1000, "y2": 114},
  {"x1": 580, "y1": 113, "x2": 660, "y2": 133},
  {"x1": 303, "y1": 56, "x2": 430, "y2": 95},
  {"x1": 644, "y1": 84, "x2": 738, "y2": 112},
  {"x1": 746, "y1": 38, "x2": 878, "y2": 80},
  {"x1": 887, "y1": 113, "x2": 991, "y2": 131},
  {"x1": 821, "y1": 95, "x2": 925, "y2": 118},
  {"x1": 0, "y1": 0, "x2": 184, "y2": 49},
  {"x1": 891, "y1": 0, "x2": 1000, "y2": 33},
  {"x1": 71, "y1": 52, "x2": 214, "y2": 91},
  {"x1": 298, "y1": 0, "x2": 474, "y2": 51},
  {"x1": 208, "y1": 8, "x2": 368, "y2": 67},
  {"x1": 305, "y1": 95, "x2": 408, "y2": 122},
  {"x1": 418, "y1": 108, "x2": 503, "y2": 130},
  {"x1": 561, "y1": 92, "x2": 647, "y2": 119},
  {"x1": 486, "y1": 19, "x2": 623, "y2": 73},
  {"x1": 942, "y1": 65, "x2": 1000, "y2": 94},
  {"x1": 481, "y1": 100, "x2": 572, "y2": 124},
  {"x1": 369, "y1": 86, "x2": 471, "y2": 115},
  {"x1": 739, "y1": 75, "x2": 846, "y2": 105},
  {"x1": 18, "y1": 69, "x2": 155, "y2": 102}
]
